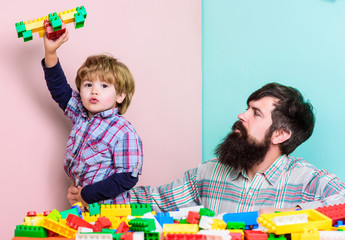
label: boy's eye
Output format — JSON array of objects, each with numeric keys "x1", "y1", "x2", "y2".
[
  {"x1": 84, "y1": 83, "x2": 92, "y2": 87},
  {"x1": 101, "y1": 84, "x2": 109, "y2": 88}
]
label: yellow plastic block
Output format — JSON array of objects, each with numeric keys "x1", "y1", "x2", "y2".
[
  {"x1": 290, "y1": 228, "x2": 320, "y2": 240},
  {"x1": 101, "y1": 204, "x2": 131, "y2": 217},
  {"x1": 229, "y1": 230, "x2": 244, "y2": 240},
  {"x1": 39, "y1": 217, "x2": 77, "y2": 239},
  {"x1": 82, "y1": 212, "x2": 101, "y2": 222},
  {"x1": 24, "y1": 213, "x2": 44, "y2": 226},
  {"x1": 257, "y1": 209, "x2": 332, "y2": 235},
  {"x1": 163, "y1": 224, "x2": 199, "y2": 237},
  {"x1": 211, "y1": 219, "x2": 227, "y2": 230}
]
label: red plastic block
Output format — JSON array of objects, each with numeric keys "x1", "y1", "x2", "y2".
[
  {"x1": 93, "y1": 216, "x2": 112, "y2": 232},
  {"x1": 244, "y1": 230, "x2": 268, "y2": 240},
  {"x1": 316, "y1": 203, "x2": 345, "y2": 225},
  {"x1": 44, "y1": 16, "x2": 66, "y2": 40},
  {"x1": 186, "y1": 211, "x2": 201, "y2": 224},
  {"x1": 166, "y1": 234, "x2": 205, "y2": 240},
  {"x1": 66, "y1": 214, "x2": 93, "y2": 230},
  {"x1": 229, "y1": 233, "x2": 242, "y2": 240},
  {"x1": 121, "y1": 232, "x2": 133, "y2": 240},
  {"x1": 117, "y1": 221, "x2": 130, "y2": 233}
]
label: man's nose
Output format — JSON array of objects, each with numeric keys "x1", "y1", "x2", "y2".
[{"x1": 238, "y1": 110, "x2": 247, "y2": 122}]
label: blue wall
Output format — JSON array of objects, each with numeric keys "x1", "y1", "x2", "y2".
[{"x1": 202, "y1": 0, "x2": 345, "y2": 181}]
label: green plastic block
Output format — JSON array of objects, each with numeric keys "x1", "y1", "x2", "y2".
[
  {"x1": 226, "y1": 221, "x2": 245, "y2": 230},
  {"x1": 101, "y1": 228, "x2": 117, "y2": 238},
  {"x1": 74, "y1": 12, "x2": 85, "y2": 29},
  {"x1": 268, "y1": 233, "x2": 287, "y2": 239},
  {"x1": 199, "y1": 208, "x2": 215, "y2": 217},
  {"x1": 15, "y1": 225, "x2": 48, "y2": 238},
  {"x1": 77, "y1": 6, "x2": 87, "y2": 18},
  {"x1": 145, "y1": 232, "x2": 160, "y2": 240},
  {"x1": 60, "y1": 208, "x2": 79, "y2": 219},
  {"x1": 129, "y1": 218, "x2": 156, "y2": 232},
  {"x1": 113, "y1": 233, "x2": 125, "y2": 240},
  {"x1": 48, "y1": 12, "x2": 62, "y2": 31},
  {"x1": 46, "y1": 209, "x2": 61, "y2": 222},
  {"x1": 15, "y1": 21, "x2": 26, "y2": 38},
  {"x1": 22, "y1": 30, "x2": 33, "y2": 42},
  {"x1": 130, "y1": 203, "x2": 152, "y2": 216},
  {"x1": 89, "y1": 202, "x2": 101, "y2": 216},
  {"x1": 179, "y1": 219, "x2": 188, "y2": 224}
]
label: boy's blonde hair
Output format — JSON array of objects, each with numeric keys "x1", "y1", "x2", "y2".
[{"x1": 75, "y1": 54, "x2": 135, "y2": 115}]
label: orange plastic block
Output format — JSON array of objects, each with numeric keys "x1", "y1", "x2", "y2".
[
  {"x1": 244, "y1": 230, "x2": 267, "y2": 240},
  {"x1": 163, "y1": 224, "x2": 199, "y2": 237},
  {"x1": 257, "y1": 209, "x2": 332, "y2": 235},
  {"x1": 101, "y1": 204, "x2": 131, "y2": 217},
  {"x1": 39, "y1": 217, "x2": 77, "y2": 239}
]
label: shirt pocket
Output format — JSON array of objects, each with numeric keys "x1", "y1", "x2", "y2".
[{"x1": 84, "y1": 140, "x2": 111, "y2": 166}]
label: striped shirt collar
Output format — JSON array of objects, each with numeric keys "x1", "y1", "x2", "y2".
[
  {"x1": 79, "y1": 104, "x2": 119, "y2": 119},
  {"x1": 229, "y1": 154, "x2": 287, "y2": 185}
]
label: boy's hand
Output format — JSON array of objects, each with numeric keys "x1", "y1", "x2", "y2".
[
  {"x1": 43, "y1": 30, "x2": 69, "y2": 68},
  {"x1": 67, "y1": 184, "x2": 88, "y2": 209}
]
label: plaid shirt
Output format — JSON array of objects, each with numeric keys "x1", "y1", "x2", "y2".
[
  {"x1": 65, "y1": 91, "x2": 143, "y2": 204},
  {"x1": 130, "y1": 155, "x2": 345, "y2": 214}
]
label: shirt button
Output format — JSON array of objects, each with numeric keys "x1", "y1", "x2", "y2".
[
  {"x1": 80, "y1": 140, "x2": 83, "y2": 143},
  {"x1": 94, "y1": 146, "x2": 97, "y2": 150}
]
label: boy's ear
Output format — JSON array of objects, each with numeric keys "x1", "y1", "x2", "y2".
[
  {"x1": 271, "y1": 128, "x2": 291, "y2": 145},
  {"x1": 116, "y1": 92, "x2": 126, "y2": 104}
]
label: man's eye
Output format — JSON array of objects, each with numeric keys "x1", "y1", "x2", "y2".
[{"x1": 254, "y1": 111, "x2": 260, "y2": 116}]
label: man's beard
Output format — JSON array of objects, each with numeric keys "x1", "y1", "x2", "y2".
[{"x1": 215, "y1": 121, "x2": 271, "y2": 171}]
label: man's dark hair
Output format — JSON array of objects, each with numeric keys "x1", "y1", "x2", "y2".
[{"x1": 247, "y1": 83, "x2": 315, "y2": 154}]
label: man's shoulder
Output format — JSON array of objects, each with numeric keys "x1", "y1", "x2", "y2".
[{"x1": 285, "y1": 155, "x2": 318, "y2": 173}]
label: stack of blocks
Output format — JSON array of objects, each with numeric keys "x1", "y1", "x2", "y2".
[
  {"x1": 12, "y1": 203, "x2": 345, "y2": 239},
  {"x1": 15, "y1": 6, "x2": 87, "y2": 42}
]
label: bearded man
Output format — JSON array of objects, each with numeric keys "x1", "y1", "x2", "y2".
[{"x1": 130, "y1": 83, "x2": 345, "y2": 214}]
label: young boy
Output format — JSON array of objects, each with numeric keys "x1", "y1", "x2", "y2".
[{"x1": 41, "y1": 31, "x2": 143, "y2": 208}]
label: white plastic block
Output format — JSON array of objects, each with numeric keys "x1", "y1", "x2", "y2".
[
  {"x1": 319, "y1": 231, "x2": 345, "y2": 240},
  {"x1": 199, "y1": 216, "x2": 214, "y2": 230},
  {"x1": 75, "y1": 233, "x2": 113, "y2": 240},
  {"x1": 272, "y1": 213, "x2": 308, "y2": 226},
  {"x1": 198, "y1": 229, "x2": 231, "y2": 240}
]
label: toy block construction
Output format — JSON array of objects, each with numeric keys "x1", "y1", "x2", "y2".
[{"x1": 15, "y1": 6, "x2": 87, "y2": 42}]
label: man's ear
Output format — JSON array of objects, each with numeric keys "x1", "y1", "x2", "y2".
[
  {"x1": 271, "y1": 128, "x2": 291, "y2": 145},
  {"x1": 116, "y1": 92, "x2": 126, "y2": 104}
]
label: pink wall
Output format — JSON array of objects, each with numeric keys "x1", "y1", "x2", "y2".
[{"x1": 1, "y1": 1, "x2": 201, "y2": 238}]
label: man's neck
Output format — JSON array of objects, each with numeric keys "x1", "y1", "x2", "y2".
[{"x1": 246, "y1": 147, "x2": 282, "y2": 180}]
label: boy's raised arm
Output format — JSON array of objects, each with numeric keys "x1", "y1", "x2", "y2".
[{"x1": 43, "y1": 30, "x2": 69, "y2": 67}]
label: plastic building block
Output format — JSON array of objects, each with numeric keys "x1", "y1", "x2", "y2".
[
  {"x1": 155, "y1": 212, "x2": 174, "y2": 227},
  {"x1": 72, "y1": 202, "x2": 84, "y2": 218},
  {"x1": 187, "y1": 211, "x2": 201, "y2": 224},
  {"x1": 318, "y1": 230, "x2": 345, "y2": 239},
  {"x1": 60, "y1": 208, "x2": 80, "y2": 219},
  {"x1": 198, "y1": 230, "x2": 231, "y2": 240},
  {"x1": 82, "y1": 211, "x2": 101, "y2": 222},
  {"x1": 267, "y1": 233, "x2": 286, "y2": 239},
  {"x1": 76, "y1": 233, "x2": 113, "y2": 240},
  {"x1": 15, "y1": 6, "x2": 87, "y2": 42},
  {"x1": 129, "y1": 218, "x2": 156, "y2": 232},
  {"x1": 290, "y1": 228, "x2": 320, "y2": 240},
  {"x1": 257, "y1": 209, "x2": 332, "y2": 235},
  {"x1": 316, "y1": 203, "x2": 345, "y2": 225},
  {"x1": 222, "y1": 211, "x2": 259, "y2": 230},
  {"x1": 121, "y1": 232, "x2": 133, "y2": 240},
  {"x1": 94, "y1": 216, "x2": 112, "y2": 232},
  {"x1": 144, "y1": 232, "x2": 161, "y2": 240},
  {"x1": 101, "y1": 204, "x2": 131, "y2": 217},
  {"x1": 168, "y1": 206, "x2": 205, "y2": 220},
  {"x1": 199, "y1": 208, "x2": 215, "y2": 217},
  {"x1": 39, "y1": 216, "x2": 77, "y2": 238},
  {"x1": 24, "y1": 212, "x2": 45, "y2": 226},
  {"x1": 229, "y1": 232, "x2": 242, "y2": 240},
  {"x1": 272, "y1": 213, "x2": 308, "y2": 226},
  {"x1": 211, "y1": 219, "x2": 226, "y2": 230},
  {"x1": 163, "y1": 224, "x2": 199, "y2": 237},
  {"x1": 44, "y1": 16, "x2": 66, "y2": 40},
  {"x1": 130, "y1": 203, "x2": 152, "y2": 216},
  {"x1": 226, "y1": 222, "x2": 245, "y2": 230},
  {"x1": 14, "y1": 225, "x2": 48, "y2": 238},
  {"x1": 167, "y1": 234, "x2": 205, "y2": 240},
  {"x1": 89, "y1": 203, "x2": 101, "y2": 216},
  {"x1": 199, "y1": 216, "x2": 214, "y2": 230},
  {"x1": 66, "y1": 214, "x2": 94, "y2": 230},
  {"x1": 244, "y1": 230, "x2": 268, "y2": 240},
  {"x1": 46, "y1": 209, "x2": 62, "y2": 222},
  {"x1": 117, "y1": 221, "x2": 130, "y2": 233}
]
